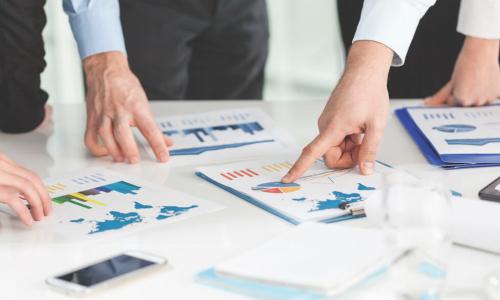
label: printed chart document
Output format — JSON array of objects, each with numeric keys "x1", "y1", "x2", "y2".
[
  {"x1": 0, "y1": 169, "x2": 223, "y2": 238},
  {"x1": 396, "y1": 105, "x2": 500, "y2": 168},
  {"x1": 196, "y1": 155, "x2": 392, "y2": 224},
  {"x1": 137, "y1": 108, "x2": 297, "y2": 165},
  {"x1": 199, "y1": 223, "x2": 389, "y2": 298}
]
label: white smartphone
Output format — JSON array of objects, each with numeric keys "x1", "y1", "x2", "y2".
[{"x1": 46, "y1": 251, "x2": 167, "y2": 296}]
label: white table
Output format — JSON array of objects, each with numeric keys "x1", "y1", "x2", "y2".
[{"x1": 1, "y1": 100, "x2": 499, "y2": 300}]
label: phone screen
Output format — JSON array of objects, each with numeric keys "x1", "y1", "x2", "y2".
[{"x1": 57, "y1": 254, "x2": 156, "y2": 287}]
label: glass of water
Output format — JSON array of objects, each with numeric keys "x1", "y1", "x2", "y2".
[{"x1": 382, "y1": 166, "x2": 452, "y2": 300}]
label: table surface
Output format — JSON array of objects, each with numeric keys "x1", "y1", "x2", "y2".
[{"x1": 1, "y1": 100, "x2": 499, "y2": 300}]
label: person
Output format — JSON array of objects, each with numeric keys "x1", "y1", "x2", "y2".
[
  {"x1": 0, "y1": 0, "x2": 52, "y2": 226},
  {"x1": 0, "y1": 0, "x2": 52, "y2": 133},
  {"x1": 282, "y1": 0, "x2": 500, "y2": 183},
  {"x1": 63, "y1": 0, "x2": 268, "y2": 164},
  {"x1": 337, "y1": 0, "x2": 464, "y2": 99}
]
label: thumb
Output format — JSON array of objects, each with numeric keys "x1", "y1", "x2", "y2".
[
  {"x1": 358, "y1": 123, "x2": 384, "y2": 175},
  {"x1": 424, "y1": 82, "x2": 452, "y2": 106}
]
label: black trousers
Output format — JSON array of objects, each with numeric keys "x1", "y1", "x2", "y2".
[
  {"x1": 0, "y1": 0, "x2": 48, "y2": 133},
  {"x1": 120, "y1": 0, "x2": 269, "y2": 100},
  {"x1": 338, "y1": 0, "x2": 464, "y2": 99}
]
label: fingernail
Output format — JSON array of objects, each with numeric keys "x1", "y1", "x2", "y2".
[
  {"x1": 362, "y1": 161, "x2": 374, "y2": 175},
  {"x1": 129, "y1": 156, "x2": 139, "y2": 164}
]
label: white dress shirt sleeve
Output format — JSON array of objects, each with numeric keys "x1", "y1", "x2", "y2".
[
  {"x1": 457, "y1": 0, "x2": 500, "y2": 39},
  {"x1": 352, "y1": 0, "x2": 437, "y2": 66}
]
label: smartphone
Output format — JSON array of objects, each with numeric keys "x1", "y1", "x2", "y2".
[
  {"x1": 479, "y1": 176, "x2": 500, "y2": 203},
  {"x1": 46, "y1": 251, "x2": 167, "y2": 296}
]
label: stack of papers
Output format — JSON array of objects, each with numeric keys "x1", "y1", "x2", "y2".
[
  {"x1": 137, "y1": 108, "x2": 297, "y2": 165},
  {"x1": 396, "y1": 105, "x2": 500, "y2": 169},
  {"x1": 197, "y1": 223, "x2": 390, "y2": 299},
  {"x1": 196, "y1": 155, "x2": 392, "y2": 224}
]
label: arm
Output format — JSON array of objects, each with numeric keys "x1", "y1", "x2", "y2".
[
  {"x1": 283, "y1": 0, "x2": 436, "y2": 181},
  {"x1": 425, "y1": 0, "x2": 500, "y2": 106},
  {"x1": 63, "y1": 0, "x2": 172, "y2": 163},
  {"x1": 353, "y1": 0, "x2": 437, "y2": 66}
]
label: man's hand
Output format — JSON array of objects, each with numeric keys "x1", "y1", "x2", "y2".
[
  {"x1": 0, "y1": 153, "x2": 51, "y2": 226},
  {"x1": 425, "y1": 37, "x2": 500, "y2": 107},
  {"x1": 283, "y1": 41, "x2": 393, "y2": 183},
  {"x1": 83, "y1": 52, "x2": 173, "y2": 164}
]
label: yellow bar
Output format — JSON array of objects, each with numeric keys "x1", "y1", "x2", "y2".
[
  {"x1": 262, "y1": 166, "x2": 273, "y2": 172},
  {"x1": 279, "y1": 163, "x2": 291, "y2": 169},
  {"x1": 70, "y1": 193, "x2": 106, "y2": 206},
  {"x1": 269, "y1": 165, "x2": 281, "y2": 172}
]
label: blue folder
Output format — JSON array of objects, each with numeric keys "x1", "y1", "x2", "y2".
[{"x1": 395, "y1": 107, "x2": 500, "y2": 169}]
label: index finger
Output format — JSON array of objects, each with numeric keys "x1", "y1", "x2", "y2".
[
  {"x1": 282, "y1": 132, "x2": 342, "y2": 183},
  {"x1": 135, "y1": 112, "x2": 169, "y2": 163}
]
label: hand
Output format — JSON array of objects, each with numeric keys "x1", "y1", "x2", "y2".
[
  {"x1": 282, "y1": 41, "x2": 393, "y2": 183},
  {"x1": 0, "y1": 153, "x2": 51, "y2": 226},
  {"x1": 425, "y1": 37, "x2": 500, "y2": 106},
  {"x1": 83, "y1": 52, "x2": 173, "y2": 164}
]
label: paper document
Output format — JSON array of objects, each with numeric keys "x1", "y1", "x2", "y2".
[
  {"x1": 215, "y1": 223, "x2": 389, "y2": 296},
  {"x1": 137, "y1": 108, "x2": 297, "y2": 165},
  {"x1": 0, "y1": 169, "x2": 223, "y2": 238},
  {"x1": 196, "y1": 155, "x2": 392, "y2": 224},
  {"x1": 407, "y1": 106, "x2": 500, "y2": 155}
]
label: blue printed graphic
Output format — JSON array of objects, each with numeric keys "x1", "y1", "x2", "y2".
[
  {"x1": 156, "y1": 205, "x2": 198, "y2": 220},
  {"x1": 310, "y1": 191, "x2": 363, "y2": 212},
  {"x1": 432, "y1": 124, "x2": 476, "y2": 133},
  {"x1": 446, "y1": 137, "x2": 500, "y2": 146},
  {"x1": 70, "y1": 218, "x2": 85, "y2": 223},
  {"x1": 170, "y1": 140, "x2": 275, "y2": 156},
  {"x1": 292, "y1": 197, "x2": 307, "y2": 202},
  {"x1": 134, "y1": 201, "x2": 153, "y2": 209},
  {"x1": 357, "y1": 183, "x2": 376, "y2": 191},
  {"x1": 90, "y1": 211, "x2": 143, "y2": 234}
]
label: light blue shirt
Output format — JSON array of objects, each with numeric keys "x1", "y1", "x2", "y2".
[{"x1": 63, "y1": 0, "x2": 126, "y2": 59}]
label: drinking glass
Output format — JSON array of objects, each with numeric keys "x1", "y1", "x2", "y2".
[{"x1": 382, "y1": 167, "x2": 452, "y2": 300}]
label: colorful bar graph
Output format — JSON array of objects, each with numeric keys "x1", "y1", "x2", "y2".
[
  {"x1": 220, "y1": 169, "x2": 260, "y2": 181},
  {"x1": 51, "y1": 181, "x2": 142, "y2": 209},
  {"x1": 262, "y1": 162, "x2": 292, "y2": 173}
]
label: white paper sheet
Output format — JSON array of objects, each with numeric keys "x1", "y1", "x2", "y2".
[
  {"x1": 197, "y1": 155, "x2": 392, "y2": 223},
  {"x1": 407, "y1": 106, "x2": 500, "y2": 155},
  {"x1": 0, "y1": 168, "x2": 223, "y2": 238},
  {"x1": 215, "y1": 223, "x2": 389, "y2": 295},
  {"x1": 137, "y1": 108, "x2": 297, "y2": 165}
]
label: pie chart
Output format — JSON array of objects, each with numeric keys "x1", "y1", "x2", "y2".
[{"x1": 252, "y1": 182, "x2": 301, "y2": 193}]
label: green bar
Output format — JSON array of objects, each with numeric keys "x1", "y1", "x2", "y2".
[{"x1": 52, "y1": 195, "x2": 92, "y2": 209}]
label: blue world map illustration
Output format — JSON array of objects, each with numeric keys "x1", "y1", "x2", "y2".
[
  {"x1": 290, "y1": 182, "x2": 375, "y2": 212},
  {"x1": 69, "y1": 201, "x2": 198, "y2": 234}
]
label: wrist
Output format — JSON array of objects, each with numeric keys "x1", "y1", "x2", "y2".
[
  {"x1": 83, "y1": 51, "x2": 129, "y2": 76},
  {"x1": 462, "y1": 36, "x2": 500, "y2": 57},
  {"x1": 344, "y1": 41, "x2": 393, "y2": 83}
]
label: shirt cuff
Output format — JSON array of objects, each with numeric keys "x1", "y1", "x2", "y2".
[
  {"x1": 457, "y1": 0, "x2": 500, "y2": 39},
  {"x1": 66, "y1": 2, "x2": 126, "y2": 59},
  {"x1": 353, "y1": 0, "x2": 435, "y2": 66}
]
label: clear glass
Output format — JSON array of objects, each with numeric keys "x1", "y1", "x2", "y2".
[{"x1": 382, "y1": 167, "x2": 452, "y2": 300}]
